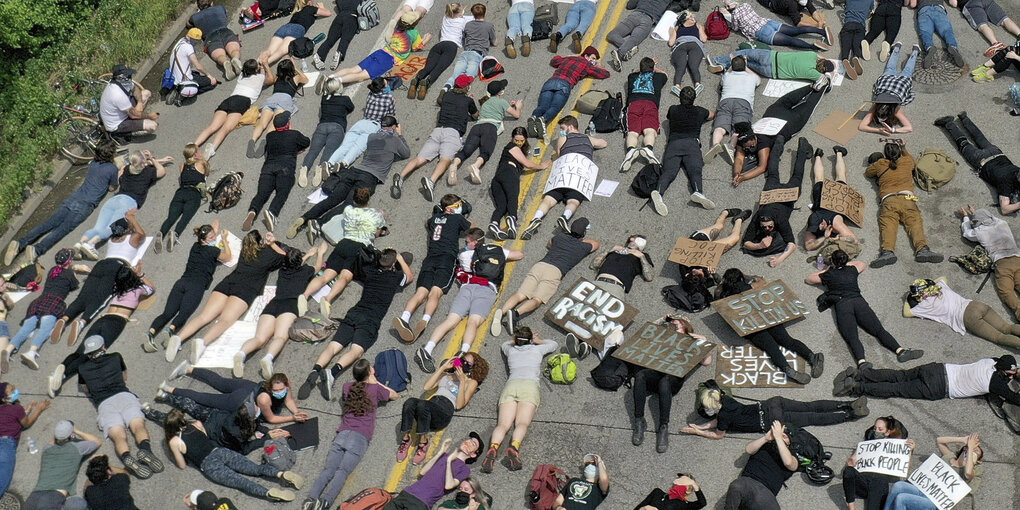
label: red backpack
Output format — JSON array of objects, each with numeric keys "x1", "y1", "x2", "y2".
[
  {"x1": 527, "y1": 464, "x2": 569, "y2": 510},
  {"x1": 340, "y1": 487, "x2": 392, "y2": 510},
  {"x1": 705, "y1": 7, "x2": 731, "y2": 40}
]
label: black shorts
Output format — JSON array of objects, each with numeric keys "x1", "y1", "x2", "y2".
[
  {"x1": 331, "y1": 317, "x2": 381, "y2": 350},
  {"x1": 416, "y1": 254, "x2": 457, "y2": 293},
  {"x1": 261, "y1": 297, "x2": 298, "y2": 317},
  {"x1": 545, "y1": 187, "x2": 588, "y2": 204},
  {"x1": 204, "y1": 27, "x2": 240, "y2": 54},
  {"x1": 217, "y1": 95, "x2": 252, "y2": 114},
  {"x1": 325, "y1": 239, "x2": 365, "y2": 274},
  {"x1": 213, "y1": 279, "x2": 262, "y2": 305}
]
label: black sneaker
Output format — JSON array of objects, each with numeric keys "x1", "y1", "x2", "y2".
[
  {"x1": 896, "y1": 348, "x2": 924, "y2": 362},
  {"x1": 534, "y1": 118, "x2": 547, "y2": 140},
  {"x1": 390, "y1": 173, "x2": 403, "y2": 199},
  {"x1": 136, "y1": 448, "x2": 165, "y2": 472},
  {"x1": 526, "y1": 116, "x2": 539, "y2": 138},
  {"x1": 505, "y1": 216, "x2": 518, "y2": 239},
  {"x1": 421, "y1": 176, "x2": 435, "y2": 202},
  {"x1": 502, "y1": 309, "x2": 517, "y2": 336},
  {"x1": 810, "y1": 352, "x2": 825, "y2": 378},
  {"x1": 520, "y1": 218, "x2": 542, "y2": 240},
  {"x1": 320, "y1": 368, "x2": 335, "y2": 401},
  {"x1": 141, "y1": 333, "x2": 159, "y2": 353},
  {"x1": 556, "y1": 215, "x2": 569, "y2": 233},
  {"x1": 833, "y1": 146, "x2": 848, "y2": 157},
  {"x1": 870, "y1": 250, "x2": 898, "y2": 268},
  {"x1": 297, "y1": 371, "x2": 318, "y2": 400},
  {"x1": 923, "y1": 47, "x2": 937, "y2": 69},
  {"x1": 934, "y1": 116, "x2": 954, "y2": 127},
  {"x1": 947, "y1": 45, "x2": 965, "y2": 67},
  {"x1": 784, "y1": 366, "x2": 812, "y2": 385},
  {"x1": 488, "y1": 222, "x2": 508, "y2": 240},
  {"x1": 414, "y1": 347, "x2": 436, "y2": 373}
]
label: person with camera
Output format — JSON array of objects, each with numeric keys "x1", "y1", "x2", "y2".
[
  {"x1": 21, "y1": 420, "x2": 100, "y2": 510},
  {"x1": 633, "y1": 473, "x2": 706, "y2": 510},
  {"x1": 396, "y1": 354, "x2": 489, "y2": 465},
  {"x1": 479, "y1": 327, "x2": 558, "y2": 473},
  {"x1": 554, "y1": 454, "x2": 610, "y2": 510},
  {"x1": 83, "y1": 455, "x2": 140, "y2": 510},
  {"x1": 722, "y1": 420, "x2": 798, "y2": 510}
]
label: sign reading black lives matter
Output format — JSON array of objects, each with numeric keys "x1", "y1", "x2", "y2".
[
  {"x1": 908, "y1": 454, "x2": 972, "y2": 509},
  {"x1": 613, "y1": 322, "x2": 716, "y2": 379},
  {"x1": 545, "y1": 278, "x2": 638, "y2": 350},
  {"x1": 715, "y1": 345, "x2": 805, "y2": 388},
  {"x1": 710, "y1": 280, "x2": 809, "y2": 337},
  {"x1": 855, "y1": 439, "x2": 912, "y2": 477}
]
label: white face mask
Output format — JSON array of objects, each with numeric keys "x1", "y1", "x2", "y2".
[
  {"x1": 704, "y1": 407, "x2": 718, "y2": 417},
  {"x1": 584, "y1": 464, "x2": 598, "y2": 479}
]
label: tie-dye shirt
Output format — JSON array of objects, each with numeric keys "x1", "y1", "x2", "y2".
[{"x1": 383, "y1": 29, "x2": 423, "y2": 64}]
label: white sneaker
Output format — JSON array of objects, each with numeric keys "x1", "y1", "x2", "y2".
[
  {"x1": 79, "y1": 243, "x2": 99, "y2": 260},
  {"x1": 260, "y1": 357, "x2": 274, "y2": 380},
  {"x1": 722, "y1": 144, "x2": 736, "y2": 165},
  {"x1": 20, "y1": 351, "x2": 39, "y2": 370},
  {"x1": 165, "y1": 335, "x2": 181, "y2": 363},
  {"x1": 704, "y1": 142, "x2": 724, "y2": 162},
  {"x1": 232, "y1": 351, "x2": 245, "y2": 378},
  {"x1": 297, "y1": 295, "x2": 308, "y2": 316},
  {"x1": 190, "y1": 340, "x2": 206, "y2": 364},
  {"x1": 320, "y1": 299, "x2": 332, "y2": 317},
  {"x1": 691, "y1": 192, "x2": 716, "y2": 210},
  {"x1": 640, "y1": 146, "x2": 660, "y2": 165},
  {"x1": 169, "y1": 360, "x2": 190, "y2": 380},
  {"x1": 620, "y1": 147, "x2": 640, "y2": 173},
  {"x1": 203, "y1": 143, "x2": 216, "y2": 160},
  {"x1": 48, "y1": 364, "x2": 65, "y2": 398},
  {"x1": 491, "y1": 309, "x2": 503, "y2": 336},
  {"x1": 297, "y1": 166, "x2": 309, "y2": 187},
  {"x1": 650, "y1": 190, "x2": 668, "y2": 216}
]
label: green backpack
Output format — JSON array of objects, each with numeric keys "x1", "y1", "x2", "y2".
[
  {"x1": 545, "y1": 353, "x2": 577, "y2": 384},
  {"x1": 950, "y1": 244, "x2": 993, "y2": 274},
  {"x1": 913, "y1": 148, "x2": 958, "y2": 193}
]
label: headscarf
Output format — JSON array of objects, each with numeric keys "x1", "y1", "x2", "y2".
[
  {"x1": 972, "y1": 208, "x2": 995, "y2": 227},
  {"x1": 909, "y1": 278, "x2": 942, "y2": 301}
]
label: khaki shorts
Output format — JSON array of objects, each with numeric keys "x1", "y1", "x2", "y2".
[
  {"x1": 499, "y1": 379, "x2": 541, "y2": 406},
  {"x1": 517, "y1": 262, "x2": 562, "y2": 303},
  {"x1": 418, "y1": 127, "x2": 462, "y2": 161}
]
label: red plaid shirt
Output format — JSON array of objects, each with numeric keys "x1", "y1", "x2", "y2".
[{"x1": 548, "y1": 55, "x2": 610, "y2": 86}]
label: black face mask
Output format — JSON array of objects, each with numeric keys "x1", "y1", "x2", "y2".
[{"x1": 455, "y1": 491, "x2": 471, "y2": 505}]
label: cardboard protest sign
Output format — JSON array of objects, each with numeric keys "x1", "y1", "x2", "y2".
[
  {"x1": 855, "y1": 439, "x2": 912, "y2": 478},
  {"x1": 908, "y1": 454, "x2": 972, "y2": 509},
  {"x1": 759, "y1": 187, "x2": 800, "y2": 205},
  {"x1": 710, "y1": 280, "x2": 809, "y2": 337},
  {"x1": 668, "y1": 237, "x2": 726, "y2": 270},
  {"x1": 613, "y1": 322, "x2": 715, "y2": 379},
  {"x1": 820, "y1": 179, "x2": 865, "y2": 226},
  {"x1": 545, "y1": 278, "x2": 638, "y2": 350},
  {"x1": 715, "y1": 345, "x2": 805, "y2": 388}
]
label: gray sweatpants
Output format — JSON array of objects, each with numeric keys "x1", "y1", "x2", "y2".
[
  {"x1": 724, "y1": 477, "x2": 782, "y2": 510},
  {"x1": 607, "y1": 12, "x2": 655, "y2": 54},
  {"x1": 308, "y1": 429, "x2": 370, "y2": 505}
]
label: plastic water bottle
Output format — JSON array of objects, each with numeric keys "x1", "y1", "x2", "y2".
[
  {"x1": 312, "y1": 32, "x2": 326, "y2": 44},
  {"x1": 26, "y1": 437, "x2": 38, "y2": 454},
  {"x1": 816, "y1": 254, "x2": 825, "y2": 270},
  {"x1": 301, "y1": 58, "x2": 310, "y2": 73}
]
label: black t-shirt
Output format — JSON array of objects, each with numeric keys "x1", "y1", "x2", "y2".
[
  {"x1": 320, "y1": 94, "x2": 356, "y2": 129},
  {"x1": 117, "y1": 165, "x2": 158, "y2": 208},
  {"x1": 351, "y1": 267, "x2": 407, "y2": 322},
  {"x1": 541, "y1": 233, "x2": 594, "y2": 275},
  {"x1": 220, "y1": 246, "x2": 286, "y2": 290},
  {"x1": 275, "y1": 264, "x2": 315, "y2": 299},
  {"x1": 740, "y1": 442, "x2": 794, "y2": 495},
  {"x1": 626, "y1": 71, "x2": 668, "y2": 106},
  {"x1": 981, "y1": 157, "x2": 1019, "y2": 200},
  {"x1": 436, "y1": 93, "x2": 478, "y2": 135},
  {"x1": 667, "y1": 105, "x2": 710, "y2": 141},
  {"x1": 42, "y1": 270, "x2": 79, "y2": 298},
  {"x1": 182, "y1": 242, "x2": 222, "y2": 287},
  {"x1": 819, "y1": 265, "x2": 862, "y2": 300},
  {"x1": 716, "y1": 395, "x2": 762, "y2": 432},
  {"x1": 560, "y1": 478, "x2": 606, "y2": 510},
  {"x1": 289, "y1": 5, "x2": 318, "y2": 29},
  {"x1": 634, "y1": 488, "x2": 707, "y2": 510},
  {"x1": 84, "y1": 473, "x2": 139, "y2": 510},
  {"x1": 744, "y1": 204, "x2": 795, "y2": 257},
  {"x1": 598, "y1": 251, "x2": 643, "y2": 293},
  {"x1": 264, "y1": 129, "x2": 311, "y2": 167},
  {"x1": 426, "y1": 213, "x2": 471, "y2": 258},
  {"x1": 79, "y1": 352, "x2": 129, "y2": 405}
]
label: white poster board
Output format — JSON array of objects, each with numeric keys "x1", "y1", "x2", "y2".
[
  {"x1": 192, "y1": 320, "x2": 257, "y2": 368},
  {"x1": 223, "y1": 231, "x2": 243, "y2": 268},
  {"x1": 544, "y1": 153, "x2": 599, "y2": 201},
  {"x1": 243, "y1": 286, "x2": 276, "y2": 322},
  {"x1": 855, "y1": 439, "x2": 912, "y2": 477},
  {"x1": 752, "y1": 117, "x2": 788, "y2": 136},
  {"x1": 651, "y1": 11, "x2": 679, "y2": 41},
  {"x1": 907, "y1": 454, "x2": 972, "y2": 509}
]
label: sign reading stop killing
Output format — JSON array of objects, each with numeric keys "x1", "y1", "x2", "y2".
[{"x1": 710, "y1": 280, "x2": 809, "y2": 337}]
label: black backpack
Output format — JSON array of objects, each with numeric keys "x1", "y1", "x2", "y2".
[
  {"x1": 590, "y1": 93, "x2": 624, "y2": 133},
  {"x1": 630, "y1": 163, "x2": 662, "y2": 199},
  {"x1": 472, "y1": 243, "x2": 506, "y2": 280},
  {"x1": 787, "y1": 426, "x2": 835, "y2": 485},
  {"x1": 289, "y1": 37, "x2": 314, "y2": 58},
  {"x1": 590, "y1": 346, "x2": 636, "y2": 391},
  {"x1": 661, "y1": 284, "x2": 709, "y2": 313}
]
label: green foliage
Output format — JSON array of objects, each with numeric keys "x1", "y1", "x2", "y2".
[{"x1": 0, "y1": 0, "x2": 186, "y2": 231}]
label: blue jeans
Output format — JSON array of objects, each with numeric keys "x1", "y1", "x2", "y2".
[
  {"x1": 917, "y1": 5, "x2": 957, "y2": 49},
  {"x1": 328, "y1": 119, "x2": 380, "y2": 165},
  {"x1": 302, "y1": 122, "x2": 345, "y2": 169},
  {"x1": 533, "y1": 78, "x2": 572, "y2": 122},
  {"x1": 758, "y1": 20, "x2": 825, "y2": 50},
  {"x1": 558, "y1": 1, "x2": 597, "y2": 37},
  {"x1": 18, "y1": 199, "x2": 94, "y2": 256},
  {"x1": 883, "y1": 45, "x2": 918, "y2": 76},
  {"x1": 508, "y1": 2, "x2": 535, "y2": 39},
  {"x1": 444, "y1": 50, "x2": 484, "y2": 88},
  {"x1": 308, "y1": 429, "x2": 369, "y2": 506},
  {"x1": 716, "y1": 49, "x2": 775, "y2": 77},
  {"x1": 0, "y1": 437, "x2": 16, "y2": 497},
  {"x1": 82, "y1": 194, "x2": 138, "y2": 241},
  {"x1": 883, "y1": 481, "x2": 936, "y2": 510},
  {"x1": 10, "y1": 315, "x2": 58, "y2": 352}
]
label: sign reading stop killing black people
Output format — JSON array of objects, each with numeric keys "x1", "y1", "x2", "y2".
[
  {"x1": 545, "y1": 278, "x2": 638, "y2": 350},
  {"x1": 710, "y1": 280, "x2": 809, "y2": 337},
  {"x1": 613, "y1": 322, "x2": 716, "y2": 379},
  {"x1": 855, "y1": 439, "x2": 912, "y2": 477}
]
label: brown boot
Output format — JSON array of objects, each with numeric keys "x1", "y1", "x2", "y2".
[
  {"x1": 416, "y1": 78, "x2": 429, "y2": 100},
  {"x1": 504, "y1": 36, "x2": 517, "y2": 59},
  {"x1": 521, "y1": 35, "x2": 531, "y2": 57}
]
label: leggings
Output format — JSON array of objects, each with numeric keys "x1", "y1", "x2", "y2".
[
  {"x1": 454, "y1": 123, "x2": 498, "y2": 163},
  {"x1": 173, "y1": 368, "x2": 259, "y2": 411},
  {"x1": 768, "y1": 86, "x2": 826, "y2": 140},
  {"x1": 400, "y1": 396, "x2": 455, "y2": 435},
  {"x1": 842, "y1": 466, "x2": 893, "y2": 510},
  {"x1": 766, "y1": 396, "x2": 849, "y2": 428},
  {"x1": 159, "y1": 187, "x2": 203, "y2": 237},
  {"x1": 963, "y1": 300, "x2": 1020, "y2": 348},
  {"x1": 248, "y1": 164, "x2": 295, "y2": 217},
  {"x1": 64, "y1": 258, "x2": 125, "y2": 322},
  {"x1": 308, "y1": 429, "x2": 369, "y2": 506},
  {"x1": 856, "y1": 362, "x2": 948, "y2": 400},
  {"x1": 746, "y1": 323, "x2": 815, "y2": 372},
  {"x1": 724, "y1": 477, "x2": 780, "y2": 510},
  {"x1": 316, "y1": 13, "x2": 359, "y2": 62},
  {"x1": 631, "y1": 369, "x2": 684, "y2": 426},
  {"x1": 670, "y1": 42, "x2": 704, "y2": 86},
  {"x1": 864, "y1": 1, "x2": 902, "y2": 45},
  {"x1": 60, "y1": 315, "x2": 128, "y2": 381},
  {"x1": 833, "y1": 296, "x2": 901, "y2": 362},
  {"x1": 200, "y1": 447, "x2": 279, "y2": 499},
  {"x1": 489, "y1": 169, "x2": 520, "y2": 223},
  {"x1": 149, "y1": 277, "x2": 209, "y2": 333},
  {"x1": 660, "y1": 137, "x2": 703, "y2": 194},
  {"x1": 839, "y1": 21, "x2": 866, "y2": 60},
  {"x1": 415, "y1": 40, "x2": 459, "y2": 85}
]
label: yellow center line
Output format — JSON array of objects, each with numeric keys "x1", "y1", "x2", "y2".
[{"x1": 383, "y1": 0, "x2": 628, "y2": 491}]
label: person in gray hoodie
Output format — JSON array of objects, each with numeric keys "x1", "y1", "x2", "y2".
[
  {"x1": 959, "y1": 205, "x2": 1020, "y2": 319},
  {"x1": 606, "y1": 0, "x2": 671, "y2": 71}
]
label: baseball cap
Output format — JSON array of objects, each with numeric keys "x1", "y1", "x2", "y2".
[
  {"x1": 273, "y1": 111, "x2": 291, "y2": 128},
  {"x1": 54, "y1": 420, "x2": 74, "y2": 440},
  {"x1": 187, "y1": 27, "x2": 203, "y2": 40},
  {"x1": 454, "y1": 74, "x2": 474, "y2": 89},
  {"x1": 54, "y1": 248, "x2": 74, "y2": 266},
  {"x1": 486, "y1": 79, "x2": 507, "y2": 96},
  {"x1": 465, "y1": 431, "x2": 484, "y2": 463},
  {"x1": 111, "y1": 63, "x2": 136, "y2": 77},
  {"x1": 82, "y1": 335, "x2": 105, "y2": 354},
  {"x1": 569, "y1": 217, "x2": 590, "y2": 237},
  {"x1": 399, "y1": 11, "x2": 419, "y2": 25},
  {"x1": 582, "y1": 46, "x2": 600, "y2": 59}
]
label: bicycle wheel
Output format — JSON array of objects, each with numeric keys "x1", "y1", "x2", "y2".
[
  {"x1": 59, "y1": 116, "x2": 102, "y2": 164},
  {"x1": 97, "y1": 73, "x2": 143, "y2": 90}
]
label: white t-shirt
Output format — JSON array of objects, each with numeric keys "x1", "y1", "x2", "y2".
[
  {"x1": 440, "y1": 16, "x2": 469, "y2": 45},
  {"x1": 170, "y1": 39, "x2": 196, "y2": 82},
  {"x1": 945, "y1": 358, "x2": 995, "y2": 398},
  {"x1": 99, "y1": 83, "x2": 133, "y2": 131},
  {"x1": 231, "y1": 74, "x2": 267, "y2": 103},
  {"x1": 511, "y1": 0, "x2": 535, "y2": 4},
  {"x1": 909, "y1": 280, "x2": 972, "y2": 335},
  {"x1": 720, "y1": 70, "x2": 761, "y2": 108}
]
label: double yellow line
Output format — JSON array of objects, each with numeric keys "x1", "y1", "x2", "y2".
[{"x1": 383, "y1": 0, "x2": 629, "y2": 492}]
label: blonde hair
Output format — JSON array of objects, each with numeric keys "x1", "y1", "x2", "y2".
[
  {"x1": 699, "y1": 388, "x2": 722, "y2": 411},
  {"x1": 445, "y1": 2, "x2": 462, "y2": 17},
  {"x1": 183, "y1": 143, "x2": 198, "y2": 166},
  {"x1": 294, "y1": 0, "x2": 309, "y2": 13},
  {"x1": 127, "y1": 151, "x2": 145, "y2": 173},
  {"x1": 325, "y1": 77, "x2": 342, "y2": 96}
]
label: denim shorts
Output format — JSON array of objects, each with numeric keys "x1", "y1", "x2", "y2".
[
  {"x1": 274, "y1": 22, "x2": 307, "y2": 39},
  {"x1": 755, "y1": 20, "x2": 782, "y2": 44},
  {"x1": 0, "y1": 320, "x2": 8, "y2": 338}
]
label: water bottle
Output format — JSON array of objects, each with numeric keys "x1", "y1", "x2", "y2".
[
  {"x1": 312, "y1": 32, "x2": 326, "y2": 44},
  {"x1": 26, "y1": 436, "x2": 38, "y2": 455},
  {"x1": 816, "y1": 254, "x2": 825, "y2": 270},
  {"x1": 301, "y1": 58, "x2": 310, "y2": 73}
]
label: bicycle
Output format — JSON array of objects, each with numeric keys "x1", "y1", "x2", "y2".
[{"x1": 52, "y1": 74, "x2": 138, "y2": 165}]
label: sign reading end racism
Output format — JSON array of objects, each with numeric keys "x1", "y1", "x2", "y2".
[
  {"x1": 820, "y1": 179, "x2": 865, "y2": 227},
  {"x1": 908, "y1": 454, "x2": 971, "y2": 509},
  {"x1": 668, "y1": 237, "x2": 726, "y2": 270},
  {"x1": 855, "y1": 439, "x2": 912, "y2": 478},
  {"x1": 613, "y1": 322, "x2": 716, "y2": 379},
  {"x1": 710, "y1": 280, "x2": 809, "y2": 337},
  {"x1": 715, "y1": 345, "x2": 805, "y2": 388},
  {"x1": 545, "y1": 278, "x2": 638, "y2": 350},
  {"x1": 759, "y1": 187, "x2": 800, "y2": 205}
]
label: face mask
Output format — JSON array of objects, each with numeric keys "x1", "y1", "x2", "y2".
[
  {"x1": 704, "y1": 407, "x2": 718, "y2": 417},
  {"x1": 559, "y1": 130, "x2": 568, "y2": 137},
  {"x1": 272, "y1": 389, "x2": 288, "y2": 399},
  {"x1": 8, "y1": 390, "x2": 19, "y2": 403},
  {"x1": 454, "y1": 491, "x2": 471, "y2": 505},
  {"x1": 513, "y1": 140, "x2": 525, "y2": 147},
  {"x1": 584, "y1": 464, "x2": 598, "y2": 479},
  {"x1": 453, "y1": 206, "x2": 463, "y2": 214},
  {"x1": 383, "y1": 84, "x2": 392, "y2": 94}
]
